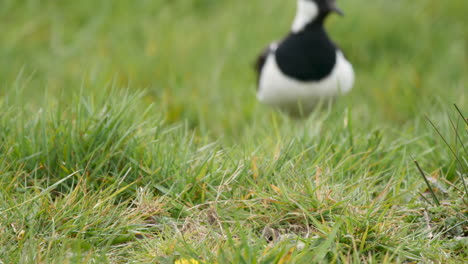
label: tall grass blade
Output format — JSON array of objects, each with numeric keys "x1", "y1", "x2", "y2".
[
  {"x1": 454, "y1": 104, "x2": 468, "y2": 126},
  {"x1": 425, "y1": 115, "x2": 466, "y2": 171},
  {"x1": 414, "y1": 160, "x2": 440, "y2": 206}
]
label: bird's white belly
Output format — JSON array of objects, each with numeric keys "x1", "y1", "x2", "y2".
[{"x1": 257, "y1": 51, "x2": 354, "y2": 113}]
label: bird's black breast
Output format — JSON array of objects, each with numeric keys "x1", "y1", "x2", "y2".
[{"x1": 275, "y1": 26, "x2": 337, "y2": 82}]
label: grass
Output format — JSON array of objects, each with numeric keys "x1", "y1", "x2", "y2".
[{"x1": 0, "y1": 0, "x2": 467, "y2": 263}]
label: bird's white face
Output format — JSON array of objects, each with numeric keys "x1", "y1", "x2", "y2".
[
  {"x1": 292, "y1": 0, "x2": 319, "y2": 32},
  {"x1": 291, "y1": 0, "x2": 343, "y2": 32}
]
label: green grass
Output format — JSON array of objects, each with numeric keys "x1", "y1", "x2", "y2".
[{"x1": 0, "y1": 0, "x2": 467, "y2": 263}]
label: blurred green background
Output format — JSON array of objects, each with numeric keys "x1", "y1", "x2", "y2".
[{"x1": 1, "y1": 0, "x2": 466, "y2": 132}]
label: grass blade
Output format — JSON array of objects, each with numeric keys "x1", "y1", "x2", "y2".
[
  {"x1": 454, "y1": 104, "x2": 468, "y2": 126},
  {"x1": 414, "y1": 160, "x2": 440, "y2": 206},
  {"x1": 425, "y1": 115, "x2": 467, "y2": 173}
]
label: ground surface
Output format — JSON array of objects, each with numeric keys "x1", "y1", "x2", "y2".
[{"x1": 0, "y1": 0, "x2": 467, "y2": 263}]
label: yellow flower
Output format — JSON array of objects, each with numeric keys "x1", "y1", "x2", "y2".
[{"x1": 174, "y1": 258, "x2": 200, "y2": 264}]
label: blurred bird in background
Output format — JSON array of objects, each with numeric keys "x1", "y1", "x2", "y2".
[{"x1": 256, "y1": 0, "x2": 354, "y2": 117}]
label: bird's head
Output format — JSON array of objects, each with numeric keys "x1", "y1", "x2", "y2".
[{"x1": 293, "y1": 0, "x2": 344, "y2": 32}]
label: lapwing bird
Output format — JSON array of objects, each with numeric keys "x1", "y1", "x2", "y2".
[{"x1": 255, "y1": 0, "x2": 354, "y2": 117}]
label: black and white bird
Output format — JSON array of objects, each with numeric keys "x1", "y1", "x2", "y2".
[{"x1": 255, "y1": 0, "x2": 354, "y2": 117}]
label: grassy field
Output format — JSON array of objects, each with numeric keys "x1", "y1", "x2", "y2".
[{"x1": 0, "y1": 0, "x2": 467, "y2": 263}]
